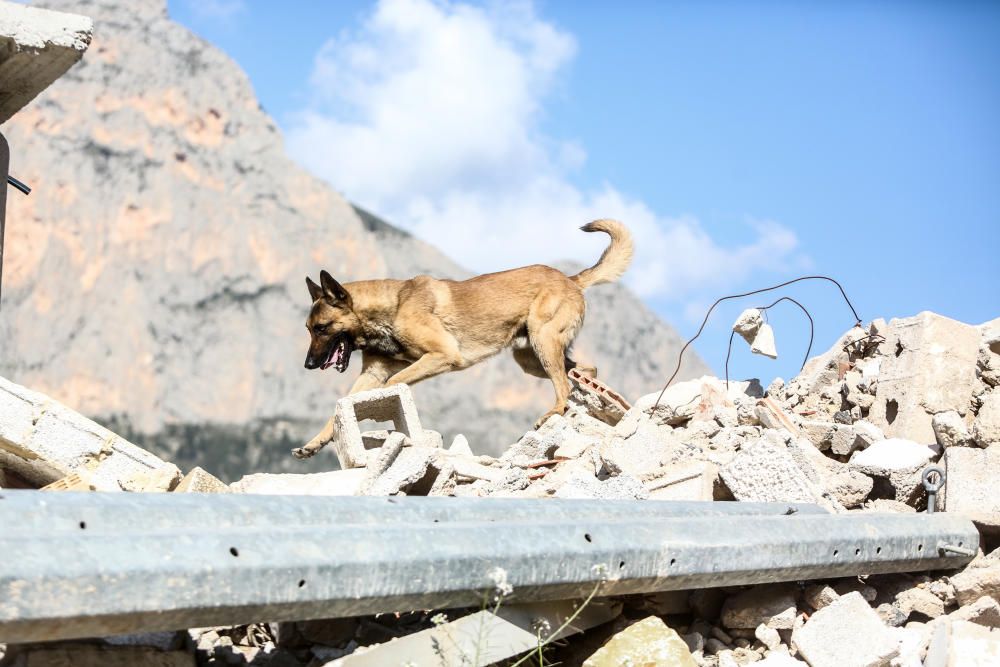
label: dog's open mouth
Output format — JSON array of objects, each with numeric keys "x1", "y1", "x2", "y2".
[{"x1": 321, "y1": 334, "x2": 353, "y2": 372}]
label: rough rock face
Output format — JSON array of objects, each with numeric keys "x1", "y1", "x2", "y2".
[{"x1": 0, "y1": 0, "x2": 707, "y2": 479}]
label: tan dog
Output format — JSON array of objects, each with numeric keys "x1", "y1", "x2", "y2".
[{"x1": 292, "y1": 219, "x2": 633, "y2": 459}]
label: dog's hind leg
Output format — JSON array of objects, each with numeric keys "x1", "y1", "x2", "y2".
[
  {"x1": 512, "y1": 346, "x2": 548, "y2": 378},
  {"x1": 528, "y1": 293, "x2": 585, "y2": 428},
  {"x1": 292, "y1": 354, "x2": 410, "y2": 459}
]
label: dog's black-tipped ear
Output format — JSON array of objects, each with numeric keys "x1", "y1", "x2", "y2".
[
  {"x1": 306, "y1": 276, "x2": 323, "y2": 302},
  {"x1": 319, "y1": 270, "x2": 351, "y2": 304}
]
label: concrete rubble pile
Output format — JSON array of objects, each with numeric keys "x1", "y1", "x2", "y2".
[{"x1": 3, "y1": 311, "x2": 1000, "y2": 666}]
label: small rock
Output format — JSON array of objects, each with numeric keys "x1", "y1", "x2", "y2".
[
  {"x1": 895, "y1": 587, "x2": 945, "y2": 620},
  {"x1": 933, "y1": 410, "x2": 973, "y2": 448},
  {"x1": 948, "y1": 595, "x2": 1000, "y2": 628},
  {"x1": 754, "y1": 624, "x2": 781, "y2": 651},
  {"x1": 583, "y1": 616, "x2": 698, "y2": 667},
  {"x1": 973, "y1": 392, "x2": 1000, "y2": 447},
  {"x1": 792, "y1": 592, "x2": 899, "y2": 667},
  {"x1": 803, "y1": 584, "x2": 839, "y2": 610},
  {"x1": 721, "y1": 585, "x2": 798, "y2": 630}
]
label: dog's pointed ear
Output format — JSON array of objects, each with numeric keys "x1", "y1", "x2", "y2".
[
  {"x1": 319, "y1": 270, "x2": 351, "y2": 305},
  {"x1": 306, "y1": 276, "x2": 323, "y2": 302}
]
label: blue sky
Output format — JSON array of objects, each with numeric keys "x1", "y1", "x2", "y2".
[{"x1": 171, "y1": 0, "x2": 999, "y2": 386}]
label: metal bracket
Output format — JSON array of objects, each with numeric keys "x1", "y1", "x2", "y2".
[{"x1": 923, "y1": 466, "x2": 945, "y2": 514}]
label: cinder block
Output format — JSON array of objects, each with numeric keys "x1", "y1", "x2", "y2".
[{"x1": 332, "y1": 384, "x2": 427, "y2": 469}]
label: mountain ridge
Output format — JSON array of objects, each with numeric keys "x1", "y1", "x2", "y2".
[{"x1": 0, "y1": 0, "x2": 709, "y2": 479}]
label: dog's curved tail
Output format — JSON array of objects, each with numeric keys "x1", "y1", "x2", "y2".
[{"x1": 571, "y1": 219, "x2": 634, "y2": 289}]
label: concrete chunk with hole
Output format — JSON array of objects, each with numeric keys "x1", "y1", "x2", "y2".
[{"x1": 331, "y1": 384, "x2": 429, "y2": 469}]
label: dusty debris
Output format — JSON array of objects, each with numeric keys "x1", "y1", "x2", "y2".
[{"x1": 4, "y1": 309, "x2": 1000, "y2": 665}]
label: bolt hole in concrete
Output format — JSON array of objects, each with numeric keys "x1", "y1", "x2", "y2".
[
  {"x1": 833, "y1": 549, "x2": 839, "y2": 557},
  {"x1": 670, "y1": 558, "x2": 677, "y2": 567},
  {"x1": 79, "y1": 521, "x2": 86, "y2": 529},
  {"x1": 886, "y1": 399, "x2": 899, "y2": 424},
  {"x1": 229, "y1": 547, "x2": 239, "y2": 557},
  {"x1": 876, "y1": 547, "x2": 882, "y2": 555},
  {"x1": 619, "y1": 560, "x2": 626, "y2": 569},
  {"x1": 918, "y1": 544, "x2": 924, "y2": 551},
  {"x1": 298, "y1": 580, "x2": 306, "y2": 588},
  {"x1": 584, "y1": 533, "x2": 593, "y2": 543},
  {"x1": 855, "y1": 548, "x2": 861, "y2": 556}
]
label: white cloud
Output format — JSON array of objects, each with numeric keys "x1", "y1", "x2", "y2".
[{"x1": 285, "y1": 0, "x2": 803, "y2": 302}]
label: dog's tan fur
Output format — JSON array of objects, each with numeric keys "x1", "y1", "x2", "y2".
[{"x1": 293, "y1": 219, "x2": 633, "y2": 459}]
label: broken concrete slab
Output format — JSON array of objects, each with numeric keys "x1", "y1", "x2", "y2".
[
  {"x1": 362, "y1": 446, "x2": 437, "y2": 496},
  {"x1": 553, "y1": 471, "x2": 649, "y2": 500},
  {"x1": 583, "y1": 616, "x2": 697, "y2": 667},
  {"x1": 947, "y1": 596, "x2": 1000, "y2": 628},
  {"x1": 0, "y1": 1, "x2": 93, "y2": 124},
  {"x1": 721, "y1": 585, "x2": 798, "y2": 630},
  {"x1": 973, "y1": 391, "x2": 1000, "y2": 448},
  {"x1": 331, "y1": 384, "x2": 427, "y2": 469},
  {"x1": 792, "y1": 591, "x2": 899, "y2": 667},
  {"x1": 895, "y1": 586, "x2": 945, "y2": 620},
  {"x1": 328, "y1": 599, "x2": 621, "y2": 666},
  {"x1": 357, "y1": 431, "x2": 406, "y2": 494},
  {"x1": 933, "y1": 410, "x2": 973, "y2": 448},
  {"x1": 850, "y1": 438, "x2": 938, "y2": 472},
  {"x1": 947, "y1": 619, "x2": 1000, "y2": 667},
  {"x1": 231, "y1": 469, "x2": 365, "y2": 495},
  {"x1": 850, "y1": 438, "x2": 939, "y2": 505},
  {"x1": 788, "y1": 438, "x2": 872, "y2": 509},
  {"x1": 600, "y1": 422, "x2": 676, "y2": 477},
  {"x1": 0, "y1": 376, "x2": 180, "y2": 491},
  {"x1": 867, "y1": 312, "x2": 982, "y2": 443},
  {"x1": 943, "y1": 446, "x2": 1000, "y2": 522},
  {"x1": 951, "y1": 560, "x2": 1000, "y2": 607},
  {"x1": 720, "y1": 437, "x2": 839, "y2": 511},
  {"x1": 174, "y1": 466, "x2": 229, "y2": 493}
]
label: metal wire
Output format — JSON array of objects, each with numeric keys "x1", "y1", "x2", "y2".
[
  {"x1": 723, "y1": 296, "x2": 815, "y2": 390},
  {"x1": 653, "y1": 275, "x2": 861, "y2": 409}
]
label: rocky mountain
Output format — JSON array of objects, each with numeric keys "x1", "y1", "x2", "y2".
[{"x1": 0, "y1": 0, "x2": 709, "y2": 480}]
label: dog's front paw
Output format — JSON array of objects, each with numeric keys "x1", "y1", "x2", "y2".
[{"x1": 291, "y1": 446, "x2": 317, "y2": 460}]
